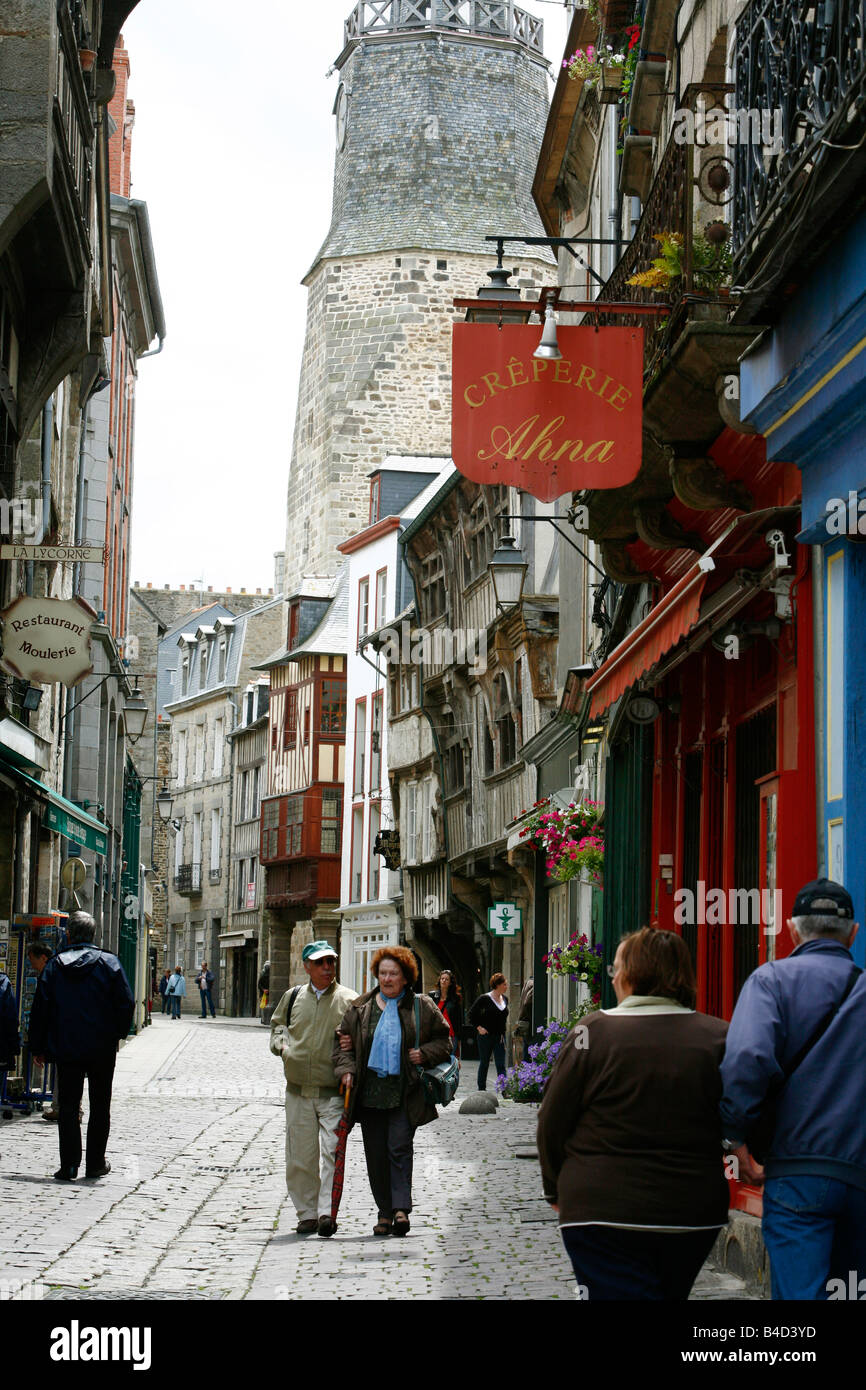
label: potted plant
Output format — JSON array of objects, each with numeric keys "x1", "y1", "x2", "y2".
[
  {"x1": 544, "y1": 934, "x2": 604, "y2": 1015},
  {"x1": 598, "y1": 46, "x2": 627, "y2": 103},
  {"x1": 496, "y1": 1019, "x2": 571, "y2": 1102},
  {"x1": 626, "y1": 221, "x2": 733, "y2": 294}
]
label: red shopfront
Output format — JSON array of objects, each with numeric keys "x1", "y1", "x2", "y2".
[{"x1": 584, "y1": 427, "x2": 817, "y2": 1217}]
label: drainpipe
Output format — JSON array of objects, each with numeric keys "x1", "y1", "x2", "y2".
[
  {"x1": 25, "y1": 397, "x2": 54, "y2": 596},
  {"x1": 607, "y1": 105, "x2": 620, "y2": 278}
]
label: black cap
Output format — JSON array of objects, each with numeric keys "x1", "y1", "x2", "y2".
[{"x1": 792, "y1": 878, "x2": 854, "y2": 919}]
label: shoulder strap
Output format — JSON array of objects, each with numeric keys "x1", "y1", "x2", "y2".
[
  {"x1": 414, "y1": 995, "x2": 420, "y2": 1050},
  {"x1": 782, "y1": 966, "x2": 862, "y2": 1083},
  {"x1": 285, "y1": 985, "x2": 302, "y2": 1030}
]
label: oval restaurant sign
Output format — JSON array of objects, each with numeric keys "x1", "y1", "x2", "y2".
[
  {"x1": 451, "y1": 323, "x2": 643, "y2": 501},
  {"x1": 0, "y1": 594, "x2": 96, "y2": 687}
]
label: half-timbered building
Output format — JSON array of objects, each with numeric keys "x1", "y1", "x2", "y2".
[{"x1": 259, "y1": 572, "x2": 348, "y2": 1002}]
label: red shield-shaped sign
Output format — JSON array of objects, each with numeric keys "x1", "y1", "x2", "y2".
[{"x1": 451, "y1": 324, "x2": 643, "y2": 502}]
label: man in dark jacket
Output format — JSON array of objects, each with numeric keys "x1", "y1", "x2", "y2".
[
  {"x1": 720, "y1": 878, "x2": 865, "y2": 1300},
  {"x1": 29, "y1": 911, "x2": 134, "y2": 1182},
  {"x1": 195, "y1": 962, "x2": 216, "y2": 1019},
  {"x1": 0, "y1": 971, "x2": 19, "y2": 1070}
]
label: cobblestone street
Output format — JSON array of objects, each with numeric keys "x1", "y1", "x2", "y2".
[{"x1": 0, "y1": 1016, "x2": 749, "y2": 1301}]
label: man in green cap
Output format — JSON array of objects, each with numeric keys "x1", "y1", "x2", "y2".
[{"x1": 269, "y1": 941, "x2": 357, "y2": 1237}]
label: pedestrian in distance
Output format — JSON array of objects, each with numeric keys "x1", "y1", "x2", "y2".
[
  {"x1": 26, "y1": 941, "x2": 74, "y2": 1123},
  {"x1": 28, "y1": 911, "x2": 134, "y2": 1182},
  {"x1": 428, "y1": 968, "x2": 462, "y2": 1058},
  {"x1": 269, "y1": 941, "x2": 357, "y2": 1237},
  {"x1": 195, "y1": 961, "x2": 216, "y2": 1018},
  {"x1": 334, "y1": 946, "x2": 451, "y2": 1238},
  {"x1": 537, "y1": 928, "x2": 729, "y2": 1301},
  {"x1": 0, "y1": 968, "x2": 20, "y2": 1072},
  {"x1": 468, "y1": 972, "x2": 509, "y2": 1091},
  {"x1": 158, "y1": 969, "x2": 171, "y2": 1014},
  {"x1": 719, "y1": 877, "x2": 866, "y2": 1301},
  {"x1": 166, "y1": 966, "x2": 186, "y2": 1019}
]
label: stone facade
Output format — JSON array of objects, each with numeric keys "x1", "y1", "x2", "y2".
[{"x1": 162, "y1": 599, "x2": 283, "y2": 1009}]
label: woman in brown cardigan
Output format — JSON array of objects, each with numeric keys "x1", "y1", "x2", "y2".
[
  {"x1": 334, "y1": 946, "x2": 451, "y2": 1237},
  {"x1": 537, "y1": 928, "x2": 729, "y2": 1300}
]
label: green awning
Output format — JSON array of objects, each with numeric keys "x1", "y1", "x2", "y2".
[{"x1": 0, "y1": 759, "x2": 108, "y2": 856}]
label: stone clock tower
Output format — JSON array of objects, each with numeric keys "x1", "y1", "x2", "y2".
[{"x1": 282, "y1": 1, "x2": 554, "y2": 595}]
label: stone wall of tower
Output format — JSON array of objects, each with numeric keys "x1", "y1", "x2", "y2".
[{"x1": 283, "y1": 249, "x2": 553, "y2": 593}]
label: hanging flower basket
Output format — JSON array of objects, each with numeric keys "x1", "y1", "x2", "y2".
[
  {"x1": 599, "y1": 61, "x2": 625, "y2": 103},
  {"x1": 516, "y1": 798, "x2": 604, "y2": 885}
]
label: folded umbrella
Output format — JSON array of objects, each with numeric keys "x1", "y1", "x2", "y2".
[{"x1": 330, "y1": 1077, "x2": 353, "y2": 1225}]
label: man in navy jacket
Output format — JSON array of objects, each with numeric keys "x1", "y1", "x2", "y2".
[
  {"x1": 29, "y1": 911, "x2": 134, "y2": 1182},
  {"x1": 720, "y1": 878, "x2": 865, "y2": 1300}
]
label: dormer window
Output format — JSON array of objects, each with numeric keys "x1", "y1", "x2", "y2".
[
  {"x1": 288, "y1": 602, "x2": 300, "y2": 651},
  {"x1": 370, "y1": 476, "x2": 380, "y2": 525},
  {"x1": 217, "y1": 637, "x2": 227, "y2": 682},
  {"x1": 200, "y1": 643, "x2": 209, "y2": 688},
  {"x1": 181, "y1": 654, "x2": 190, "y2": 697}
]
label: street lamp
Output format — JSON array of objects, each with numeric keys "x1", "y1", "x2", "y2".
[
  {"x1": 155, "y1": 781, "x2": 174, "y2": 823},
  {"x1": 533, "y1": 298, "x2": 562, "y2": 361},
  {"x1": 489, "y1": 535, "x2": 528, "y2": 612},
  {"x1": 124, "y1": 680, "x2": 148, "y2": 745}
]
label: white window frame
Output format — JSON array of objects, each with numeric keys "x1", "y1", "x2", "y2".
[
  {"x1": 213, "y1": 717, "x2": 224, "y2": 776},
  {"x1": 177, "y1": 729, "x2": 187, "y2": 787},
  {"x1": 421, "y1": 778, "x2": 432, "y2": 861},
  {"x1": 194, "y1": 725, "x2": 205, "y2": 782},
  {"x1": 210, "y1": 808, "x2": 221, "y2": 873},
  {"x1": 405, "y1": 781, "x2": 418, "y2": 865}
]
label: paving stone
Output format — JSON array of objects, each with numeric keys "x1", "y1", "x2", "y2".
[{"x1": 0, "y1": 1015, "x2": 751, "y2": 1301}]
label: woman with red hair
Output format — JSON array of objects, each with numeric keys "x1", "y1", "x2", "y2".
[{"x1": 334, "y1": 946, "x2": 451, "y2": 1237}]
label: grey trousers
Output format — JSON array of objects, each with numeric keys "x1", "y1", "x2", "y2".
[{"x1": 359, "y1": 1106, "x2": 415, "y2": 1216}]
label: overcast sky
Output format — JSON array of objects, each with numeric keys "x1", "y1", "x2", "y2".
[{"x1": 124, "y1": 0, "x2": 571, "y2": 596}]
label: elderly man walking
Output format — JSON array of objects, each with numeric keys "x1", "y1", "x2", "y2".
[
  {"x1": 720, "y1": 878, "x2": 865, "y2": 1300},
  {"x1": 269, "y1": 941, "x2": 356, "y2": 1238},
  {"x1": 28, "y1": 911, "x2": 134, "y2": 1182}
]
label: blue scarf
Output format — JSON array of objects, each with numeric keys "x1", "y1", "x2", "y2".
[{"x1": 368, "y1": 989, "x2": 406, "y2": 1077}]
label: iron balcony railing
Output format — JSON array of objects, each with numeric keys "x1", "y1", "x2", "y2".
[
  {"x1": 591, "y1": 131, "x2": 693, "y2": 379},
  {"x1": 174, "y1": 862, "x2": 202, "y2": 894},
  {"x1": 732, "y1": 0, "x2": 866, "y2": 280},
  {"x1": 344, "y1": 1, "x2": 543, "y2": 54}
]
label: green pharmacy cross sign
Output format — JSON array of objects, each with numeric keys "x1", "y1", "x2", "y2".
[{"x1": 488, "y1": 902, "x2": 522, "y2": 937}]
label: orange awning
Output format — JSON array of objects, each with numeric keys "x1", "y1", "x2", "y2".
[{"x1": 585, "y1": 564, "x2": 709, "y2": 718}]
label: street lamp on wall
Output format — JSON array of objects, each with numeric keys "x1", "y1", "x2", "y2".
[
  {"x1": 155, "y1": 781, "x2": 174, "y2": 823},
  {"x1": 123, "y1": 680, "x2": 148, "y2": 745},
  {"x1": 489, "y1": 535, "x2": 528, "y2": 613}
]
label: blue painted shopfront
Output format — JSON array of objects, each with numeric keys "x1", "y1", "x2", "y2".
[{"x1": 739, "y1": 208, "x2": 866, "y2": 965}]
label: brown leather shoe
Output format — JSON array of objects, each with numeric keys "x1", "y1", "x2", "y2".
[
  {"x1": 295, "y1": 1219, "x2": 318, "y2": 1235},
  {"x1": 317, "y1": 1216, "x2": 336, "y2": 1238}
]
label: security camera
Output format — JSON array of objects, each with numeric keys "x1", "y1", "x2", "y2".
[{"x1": 765, "y1": 529, "x2": 790, "y2": 570}]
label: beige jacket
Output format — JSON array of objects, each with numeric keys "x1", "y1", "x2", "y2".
[{"x1": 270, "y1": 981, "x2": 358, "y2": 1095}]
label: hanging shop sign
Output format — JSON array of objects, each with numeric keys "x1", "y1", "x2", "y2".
[
  {"x1": 452, "y1": 324, "x2": 643, "y2": 502},
  {"x1": 488, "y1": 902, "x2": 523, "y2": 937},
  {"x1": 0, "y1": 594, "x2": 96, "y2": 687},
  {"x1": 0, "y1": 543, "x2": 106, "y2": 564}
]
